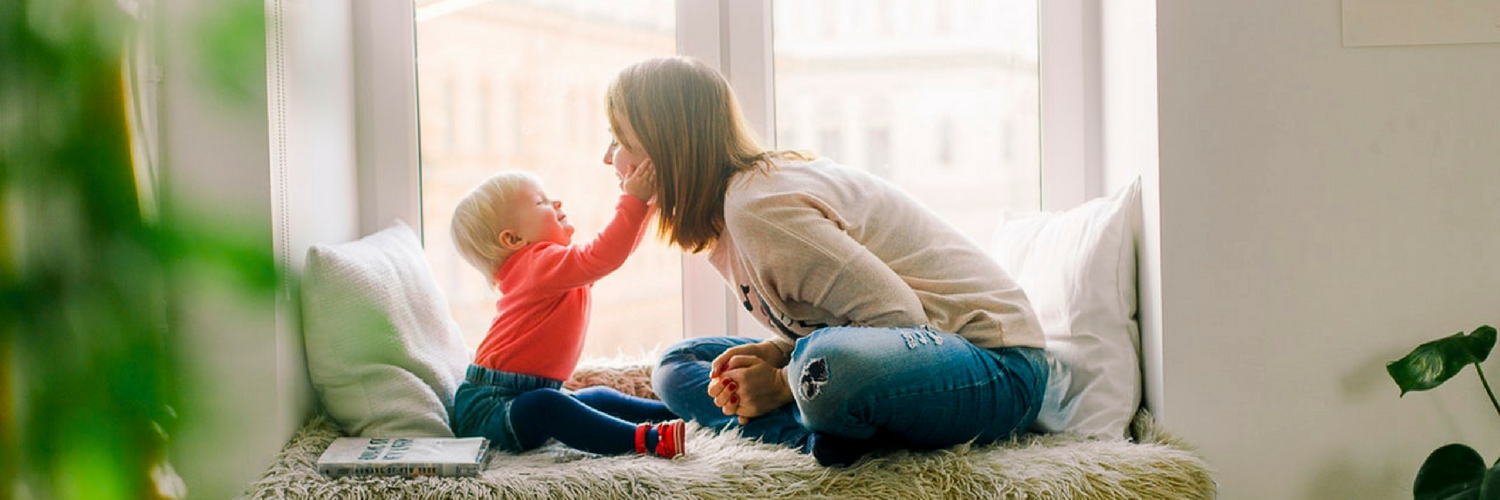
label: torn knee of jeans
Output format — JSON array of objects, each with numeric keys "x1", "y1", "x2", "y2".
[
  {"x1": 799, "y1": 358, "x2": 829, "y2": 400},
  {"x1": 900, "y1": 330, "x2": 945, "y2": 349}
]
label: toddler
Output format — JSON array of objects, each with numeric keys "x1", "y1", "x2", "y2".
[{"x1": 448, "y1": 165, "x2": 684, "y2": 458}]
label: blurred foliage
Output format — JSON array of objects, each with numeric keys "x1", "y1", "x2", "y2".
[
  {"x1": 2, "y1": 0, "x2": 277, "y2": 498},
  {"x1": 195, "y1": 0, "x2": 265, "y2": 105}
]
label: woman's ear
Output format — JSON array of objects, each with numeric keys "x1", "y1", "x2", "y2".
[{"x1": 497, "y1": 229, "x2": 527, "y2": 251}]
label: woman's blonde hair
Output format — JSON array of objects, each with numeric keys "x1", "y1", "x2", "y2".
[
  {"x1": 606, "y1": 56, "x2": 807, "y2": 253},
  {"x1": 450, "y1": 170, "x2": 540, "y2": 283}
]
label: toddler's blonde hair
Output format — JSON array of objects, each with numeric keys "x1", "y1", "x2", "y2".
[{"x1": 450, "y1": 170, "x2": 540, "y2": 283}]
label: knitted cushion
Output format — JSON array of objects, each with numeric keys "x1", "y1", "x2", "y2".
[{"x1": 302, "y1": 221, "x2": 470, "y2": 437}]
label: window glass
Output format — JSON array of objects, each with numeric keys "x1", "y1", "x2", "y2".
[
  {"x1": 772, "y1": 0, "x2": 1040, "y2": 242},
  {"x1": 415, "y1": 0, "x2": 680, "y2": 357}
]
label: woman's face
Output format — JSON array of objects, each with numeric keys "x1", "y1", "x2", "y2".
[{"x1": 603, "y1": 114, "x2": 649, "y2": 181}]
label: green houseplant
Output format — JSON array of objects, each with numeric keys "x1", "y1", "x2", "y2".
[
  {"x1": 2, "y1": 0, "x2": 275, "y2": 498},
  {"x1": 1388, "y1": 325, "x2": 1500, "y2": 500}
]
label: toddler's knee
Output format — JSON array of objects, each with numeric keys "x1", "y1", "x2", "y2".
[
  {"x1": 511, "y1": 388, "x2": 570, "y2": 413},
  {"x1": 571, "y1": 386, "x2": 616, "y2": 401}
]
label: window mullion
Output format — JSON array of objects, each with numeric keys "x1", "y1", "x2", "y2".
[
  {"x1": 677, "y1": 0, "x2": 737, "y2": 339},
  {"x1": 676, "y1": 0, "x2": 776, "y2": 340},
  {"x1": 721, "y1": 0, "x2": 776, "y2": 339},
  {"x1": 352, "y1": 0, "x2": 421, "y2": 237},
  {"x1": 1039, "y1": 0, "x2": 1102, "y2": 210},
  {"x1": 723, "y1": 0, "x2": 776, "y2": 147}
]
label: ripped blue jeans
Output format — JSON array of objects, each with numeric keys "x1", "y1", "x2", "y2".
[{"x1": 652, "y1": 326, "x2": 1047, "y2": 452}]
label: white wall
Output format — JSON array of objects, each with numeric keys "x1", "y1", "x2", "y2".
[
  {"x1": 157, "y1": 0, "x2": 361, "y2": 496},
  {"x1": 156, "y1": 1, "x2": 301, "y2": 497},
  {"x1": 1097, "y1": 0, "x2": 1163, "y2": 419},
  {"x1": 272, "y1": 0, "x2": 361, "y2": 265},
  {"x1": 1145, "y1": 1, "x2": 1500, "y2": 498}
]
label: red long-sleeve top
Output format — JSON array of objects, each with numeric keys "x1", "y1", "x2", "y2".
[{"x1": 473, "y1": 194, "x2": 650, "y2": 381}]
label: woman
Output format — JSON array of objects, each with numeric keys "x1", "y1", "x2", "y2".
[{"x1": 604, "y1": 56, "x2": 1048, "y2": 466}]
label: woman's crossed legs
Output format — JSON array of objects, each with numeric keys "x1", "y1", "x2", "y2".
[{"x1": 652, "y1": 326, "x2": 1047, "y2": 465}]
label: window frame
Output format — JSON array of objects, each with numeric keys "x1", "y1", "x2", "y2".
[
  {"x1": 354, "y1": 0, "x2": 1099, "y2": 341},
  {"x1": 351, "y1": 0, "x2": 422, "y2": 238}
]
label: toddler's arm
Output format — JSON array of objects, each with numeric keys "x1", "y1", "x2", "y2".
[{"x1": 521, "y1": 164, "x2": 655, "y2": 289}]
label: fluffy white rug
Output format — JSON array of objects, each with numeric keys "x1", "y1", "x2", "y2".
[{"x1": 243, "y1": 363, "x2": 1216, "y2": 499}]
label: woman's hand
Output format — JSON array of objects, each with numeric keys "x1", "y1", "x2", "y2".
[
  {"x1": 621, "y1": 158, "x2": 655, "y2": 202},
  {"x1": 707, "y1": 340, "x2": 794, "y2": 423},
  {"x1": 710, "y1": 340, "x2": 791, "y2": 374}
]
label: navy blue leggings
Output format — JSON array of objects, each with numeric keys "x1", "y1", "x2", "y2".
[{"x1": 509, "y1": 386, "x2": 678, "y2": 454}]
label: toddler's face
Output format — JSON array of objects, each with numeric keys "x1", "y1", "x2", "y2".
[{"x1": 508, "y1": 182, "x2": 573, "y2": 247}]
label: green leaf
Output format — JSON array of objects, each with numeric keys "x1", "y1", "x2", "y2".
[
  {"x1": 1476, "y1": 456, "x2": 1500, "y2": 500},
  {"x1": 1415, "y1": 444, "x2": 1485, "y2": 500},
  {"x1": 1470, "y1": 326, "x2": 1500, "y2": 363},
  {"x1": 1388, "y1": 326, "x2": 1498, "y2": 396}
]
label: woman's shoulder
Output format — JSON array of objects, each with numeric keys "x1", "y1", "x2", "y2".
[
  {"x1": 725, "y1": 159, "x2": 811, "y2": 204},
  {"x1": 732, "y1": 156, "x2": 851, "y2": 189},
  {"x1": 723, "y1": 157, "x2": 883, "y2": 223}
]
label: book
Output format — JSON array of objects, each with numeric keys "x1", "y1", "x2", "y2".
[{"x1": 316, "y1": 437, "x2": 489, "y2": 479}]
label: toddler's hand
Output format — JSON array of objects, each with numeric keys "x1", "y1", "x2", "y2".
[{"x1": 622, "y1": 159, "x2": 656, "y2": 202}]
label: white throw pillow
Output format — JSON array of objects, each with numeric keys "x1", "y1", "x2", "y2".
[
  {"x1": 302, "y1": 221, "x2": 471, "y2": 437},
  {"x1": 991, "y1": 178, "x2": 1141, "y2": 439}
]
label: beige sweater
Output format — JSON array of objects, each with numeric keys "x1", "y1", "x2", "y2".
[{"x1": 707, "y1": 157, "x2": 1045, "y2": 353}]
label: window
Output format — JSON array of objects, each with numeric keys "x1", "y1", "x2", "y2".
[
  {"x1": 477, "y1": 80, "x2": 493, "y2": 152},
  {"x1": 442, "y1": 79, "x2": 457, "y2": 152},
  {"x1": 356, "y1": 0, "x2": 1069, "y2": 356},
  {"x1": 414, "y1": 0, "x2": 681, "y2": 356},
  {"x1": 771, "y1": 0, "x2": 1040, "y2": 245},
  {"x1": 866, "y1": 127, "x2": 891, "y2": 177}
]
